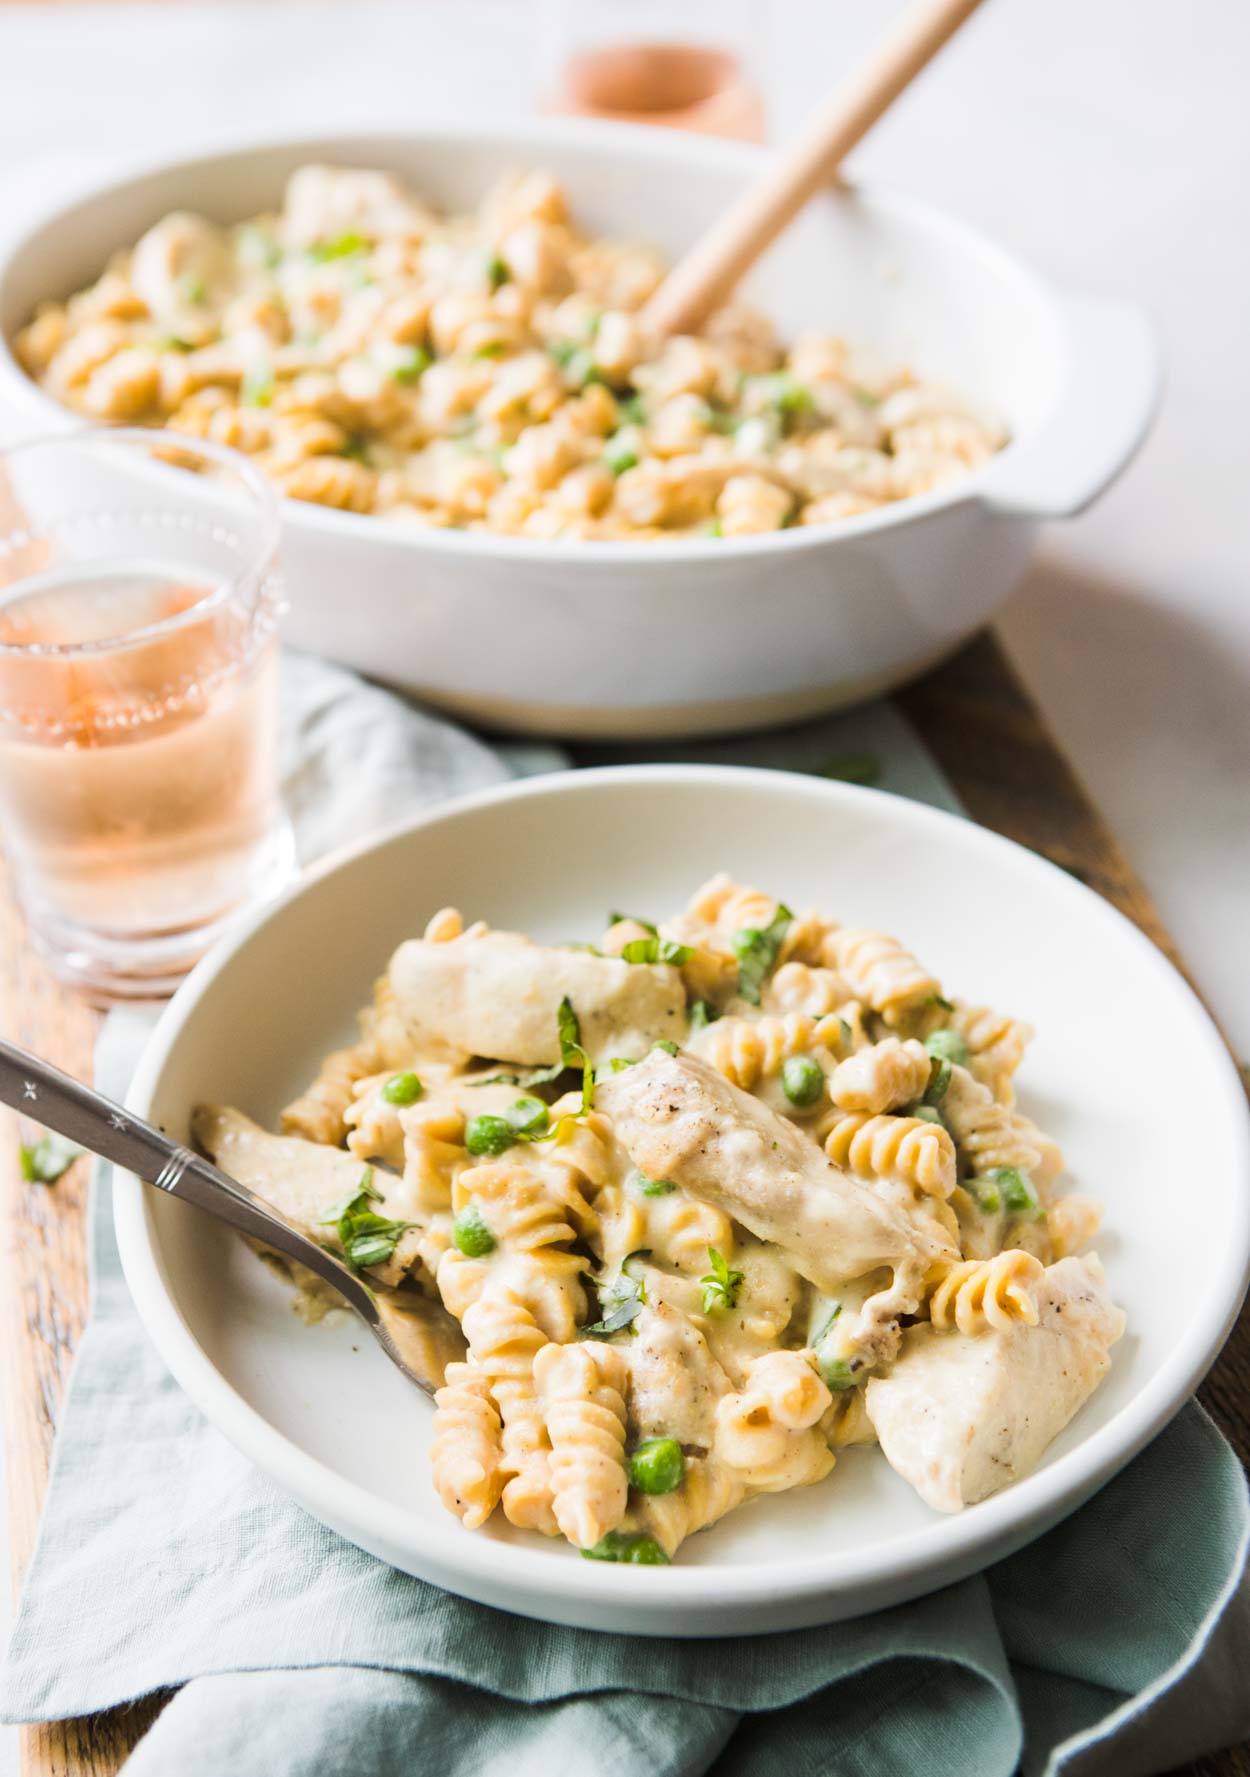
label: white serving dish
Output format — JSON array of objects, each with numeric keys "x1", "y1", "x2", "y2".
[
  {"x1": 0, "y1": 126, "x2": 1160, "y2": 740},
  {"x1": 114, "y1": 766, "x2": 1250, "y2": 1636}
]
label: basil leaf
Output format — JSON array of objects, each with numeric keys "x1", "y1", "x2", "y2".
[
  {"x1": 923, "y1": 1059, "x2": 951, "y2": 1106},
  {"x1": 699, "y1": 1246, "x2": 744, "y2": 1313},
  {"x1": 688, "y1": 999, "x2": 719, "y2": 1030},
  {"x1": 731, "y1": 903, "x2": 793, "y2": 1006},
  {"x1": 309, "y1": 231, "x2": 368, "y2": 262},
  {"x1": 651, "y1": 1039, "x2": 679, "y2": 1057},
  {"x1": 620, "y1": 936, "x2": 692, "y2": 967},
  {"x1": 469, "y1": 996, "x2": 589, "y2": 1093},
  {"x1": 19, "y1": 1130, "x2": 84, "y2": 1184},
  {"x1": 581, "y1": 1249, "x2": 649, "y2": 1336}
]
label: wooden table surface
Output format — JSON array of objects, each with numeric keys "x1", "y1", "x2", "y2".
[{"x1": 1, "y1": 629, "x2": 1246, "y2": 1776}]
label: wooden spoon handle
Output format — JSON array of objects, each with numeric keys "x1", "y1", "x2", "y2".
[{"x1": 642, "y1": 0, "x2": 988, "y2": 339}]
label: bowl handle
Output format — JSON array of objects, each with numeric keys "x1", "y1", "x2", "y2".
[{"x1": 979, "y1": 295, "x2": 1162, "y2": 519}]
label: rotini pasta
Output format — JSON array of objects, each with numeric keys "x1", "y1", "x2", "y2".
[
  {"x1": 928, "y1": 1250, "x2": 1044, "y2": 1335},
  {"x1": 536, "y1": 1340, "x2": 630, "y2": 1550},
  {"x1": 194, "y1": 873, "x2": 1121, "y2": 1559},
  {"x1": 824, "y1": 1110, "x2": 957, "y2": 1199}
]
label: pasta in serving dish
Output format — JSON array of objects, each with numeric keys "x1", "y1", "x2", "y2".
[
  {"x1": 193, "y1": 875, "x2": 1123, "y2": 1563},
  {"x1": 17, "y1": 164, "x2": 1006, "y2": 540}
]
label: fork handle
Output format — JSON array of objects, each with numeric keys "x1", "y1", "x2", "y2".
[{"x1": 0, "y1": 1037, "x2": 373, "y2": 1309}]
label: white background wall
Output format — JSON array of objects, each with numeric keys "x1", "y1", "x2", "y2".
[{"x1": 1, "y1": 2, "x2": 1247, "y2": 1765}]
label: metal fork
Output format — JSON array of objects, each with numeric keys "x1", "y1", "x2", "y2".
[{"x1": 0, "y1": 1037, "x2": 461, "y2": 1397}]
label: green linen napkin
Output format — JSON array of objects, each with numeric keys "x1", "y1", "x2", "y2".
[{"x1": 3, "y1": 655, "x2": 1247, "y2": 1776}]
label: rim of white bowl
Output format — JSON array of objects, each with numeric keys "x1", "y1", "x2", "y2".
[
  {"x1": 0, "y1": 119, "x2": 1064, "y2": 567},
  {"x1": 114, "y1": 765, "x2": 1250, "y2": 1619}
]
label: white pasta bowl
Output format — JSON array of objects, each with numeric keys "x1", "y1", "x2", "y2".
[
  {"x1": 113, "y1": 766, "x2": 1250, "y2": 1635},
  {"x1": 0, "y1": 126, "x2": 1160, "y2": 739}
]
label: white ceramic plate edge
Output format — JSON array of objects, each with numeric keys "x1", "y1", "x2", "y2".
[{"x1": 114, "y1": 766, "x2": 1250, "y2": 1634}]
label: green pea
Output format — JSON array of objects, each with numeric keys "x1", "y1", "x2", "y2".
[
  {"x1": 464, "y1": 1114, "x2": 516, "y2": 1157},
  {"x1": 925, "y1": 1028, "x2": 970, "y2": 1067},
  {"x1": 381, "y1": 1071, "x2": 424, "y2": 1106},
  {"x1": 623, "y1": 1536, "x2": 669, "y2": 1564},
  {"x1": 506, "y1": 1095, "x2": 549, "y2": 1137},
  {"x1": 452, "y1": 1203, "x2": 496, "y2": 1257},
  {"x1": 782, "y1": 1054, "x2": 825, "y2": 1107},
  {"x1": 629, "y1": 1437, "x2": 684, "y2": 1495},
  {"x1": 582, "y1": 1530, "x2": 670, "y2": 1564}
]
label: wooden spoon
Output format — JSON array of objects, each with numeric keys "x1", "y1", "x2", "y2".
[{"x1": 642, "y1": 0, "x2": 988, "y2": 339}]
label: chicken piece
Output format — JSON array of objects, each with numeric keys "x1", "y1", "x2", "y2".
[
  {"x1": 864, "y1": 1255, "x2": 1125, "y2": 1512},
  {"x1": 623, "y1": 1300, "x2": 732, "y2": 1449},
  {"x1": 385, "y1": 929, "x2": 688, "y2": 1066},
  {"x1": 595, "y1": 1051, "x2": 951, "y2": 1295},
  {"x1": 280, "y1": 164, "x2": 432, "y2": 249},
  {"x1": 130, "y1": 212, "x2": 235, "y2": 344}
]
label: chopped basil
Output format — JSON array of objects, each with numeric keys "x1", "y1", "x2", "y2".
[
  {"x1": 582, "y1": 1249, "x2": 649, "y2": 1336},
  {"x1": 618, "y1": 393, "x2": 647, "y2": 426},
  {"x1": 452, "y1": 1203, "x2": 496, "y2": 1258},
  {"x1": 731, "y1": 903, "x2": 793, "y2": 1006},
  {"x1": 156, "y1": 335, "x2": 196, "y2": 353},
  {"x1": 620, "y1": 936, "x2": 692, "y2": 967},
  {"x1": 629, "y1": 1169, "x2": 676, "y2": 1197},
  {"x1": 382, "y1": 1071, "x2": 424, "y2": 1106},
  {"x1": 651, "y1": 1040, "x2": 680, "y2": 1058},
  {"x1": 923, "y1": 1058, "x2": 951, "y2": 1106},
  {"x1": 339, "y1": 435, "x2": 370, "y2": 462},
  {"x1": 782, "y1": 1054, "x2": 825, "y2": 1107},
  {"x1": 320, "y1": 1167, "x2": 414, "y2": 1271},
  {"x1": 180, "y1": 273, "x2": 207, "y2": 305},
  {"x1": 484, "y1": 251, "x2": 510, "y2": 290},
  {"x1": 468, "y1": 995, "x2": 588, "y2": 1096},
  {"x1": 928, "y1": 993, "x2": 957, "y2": 1014},
  {"x1": 391, "y1": 345, "x2": 431, "y2": 384},
  {"x1": 309, "y1": 231, "x2": 368, "y2": 263},
  {"x1": 851, "y1": 384, "x2": 881, "y2": 407},
  {"x1": 699, "y1": 1247, "x2": 743, "y2": 1314},
  {"x1": 809, "y1": 1296, "x2": 843, "y2": 1349},
  {"x1": 989, "y1": 1166, "x2": 1045, "y2": 1220},
  {"x1": 582, "y1": 1530, "x2": 669, "y2": 1564},
  {"x1": 817, "y1": 752, "x2": 881, "y2": 787},
  {"x1": 472, "y1": 340, "x2": 508, "y2": 358},
  {"x1": 925, "y1": 1028, "x2": 970, "y2": 1067},
  {"x1": 819, "y1": 1355, "x2": 859, "y2": 1392},
  {"x1": 240, "y1": 360, "x2": 274, "y2": 408},
  {"x1": 688, "y1": 999, "x2": 719, "y2": 1031},
  {"x1": 19, "y1": 1130, "x2": 84, "y2": 1184}
]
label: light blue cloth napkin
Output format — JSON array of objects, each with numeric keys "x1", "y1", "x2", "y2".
[{"x1": 3, "y1": 655, "x2": 1248, "y2": 1776}]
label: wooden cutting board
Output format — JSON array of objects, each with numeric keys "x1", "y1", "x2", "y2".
[{"x1": 2, "y1": 630, "x2": 1247, "y2": 1777}]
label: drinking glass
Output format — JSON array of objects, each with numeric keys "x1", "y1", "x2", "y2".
[{"x1": 0, "y1": 429, "x2": 293, "y2": 1001}]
